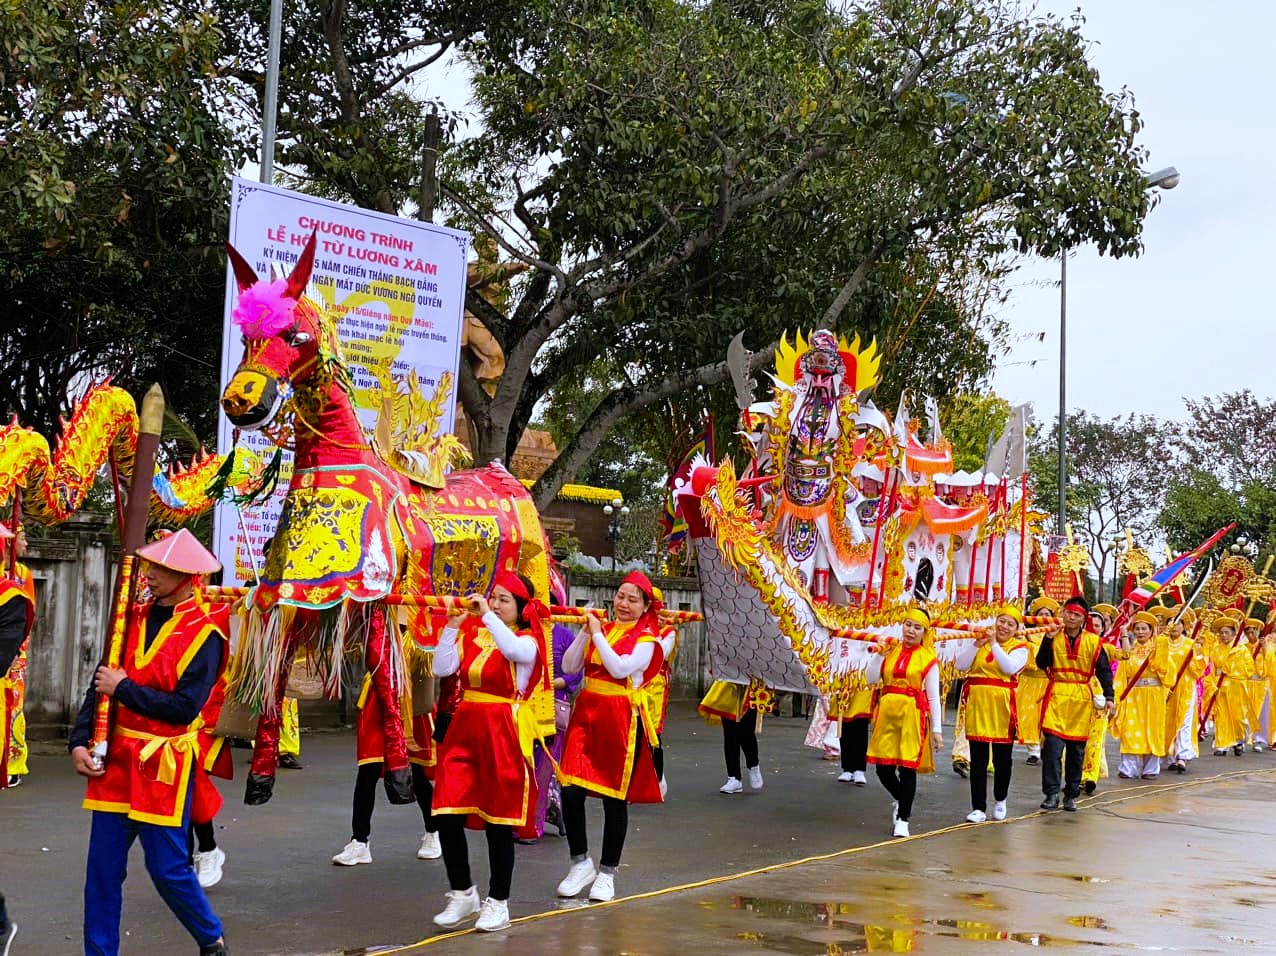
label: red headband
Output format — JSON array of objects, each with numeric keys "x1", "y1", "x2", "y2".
[
  {"x1": 492, "y1": 569, "x2": 551, "y2": 696},
  {"x1": 493, "y1": 570, "x2": 531, "y2": 602},
  {"x1": 621, "y1": 570, "x2": 663, "y2": 632},
  {"x1": 622, "y1": 570, "x2": 655, "y2": 599}
]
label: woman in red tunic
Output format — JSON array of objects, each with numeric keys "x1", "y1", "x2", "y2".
[
  {"x1": 430, "y1": 571, "x2": 545, "y2": 933},
  {"x1": 556, "y1": 571, "x2": 664, "y2": 903}
]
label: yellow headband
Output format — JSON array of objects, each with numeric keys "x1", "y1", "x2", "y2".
[
  {"x1": 903, "y1": 607, "x2": 931, "y2": 631},
  {"x1": 997, "y1": 605, "x2": 1023, "y2": 623}
]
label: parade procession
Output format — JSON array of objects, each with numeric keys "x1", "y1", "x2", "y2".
[{"x1": 4, "y1": 0, "x2": 1276, "y2": 953}]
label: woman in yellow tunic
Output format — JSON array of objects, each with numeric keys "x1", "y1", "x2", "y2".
[
  {"x1": 1209, "y1": 614, "x2": 1252, "y2": 755},
  {"x1": 866, "y1": 607, "x2": 944, "y2": 838},
  {"x1": 954, "y1": 606, "x2": 1029, "y2": 823},
  {"x1": 1016, "y1": 597, "x2": 1058, "y2": 765},
  {"x1": 1112, "y1": 612, "x2": 1169, "y2": 778},
  {"x1": 1162, "y1": 610, "x2": 1206, "y2": 772}
]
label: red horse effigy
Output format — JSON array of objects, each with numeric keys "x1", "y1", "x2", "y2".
[{"x1": 220, "y1": 234, "x2": 550, "y2": 805}]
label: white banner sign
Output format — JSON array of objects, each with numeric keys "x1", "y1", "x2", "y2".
[{"x1": 214, "y1": 177, "x2": 470, "y2": 585}]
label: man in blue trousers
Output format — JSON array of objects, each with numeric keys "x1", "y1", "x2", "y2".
[{"x1": 68, "y1": 530, "x2": 228, "y2": 955}]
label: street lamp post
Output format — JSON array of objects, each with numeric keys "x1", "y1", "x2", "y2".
[
  {"x1": 1056, "y1": 166, "x2": 1180, "y2": 535},
  {"x1": 602, "y1": 497, "x2": 629, "y2": 571},
  {"x1": 260, "y1": 0, "x2": 284, "y2": 184}
]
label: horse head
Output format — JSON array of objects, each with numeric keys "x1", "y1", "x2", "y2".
[{"x1": 221, "y1": 233, "x2": 328, "y2": 431}]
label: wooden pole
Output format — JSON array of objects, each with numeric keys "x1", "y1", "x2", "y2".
[{"x1": 89, "y1": 384, "x2": 165, "y2": 768}]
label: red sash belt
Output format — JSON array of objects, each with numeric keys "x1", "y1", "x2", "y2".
[
  {"x1": 964, "y1": 677, "x2": 1016, "y2": 691},
  {"x1": 882, "y1": 684, "x2": 930, "y2": 735},
  {"x1": 962, "y1": 676, "x2": 1018, "y2": 736}
]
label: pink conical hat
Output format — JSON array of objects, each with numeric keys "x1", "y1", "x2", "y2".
[{"x1": 135, "y1": 528, "x2": 221, "y2": 574}]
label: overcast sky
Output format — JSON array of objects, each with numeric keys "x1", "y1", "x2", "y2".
[
  {"x1": 414, "y1": 2, "x2": 1273, "y2": 429},
  {"x1": 990, "y1": 1, "x2": 1276, "y2": 427}
]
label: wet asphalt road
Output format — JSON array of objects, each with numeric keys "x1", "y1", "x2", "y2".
[{"x1": 6, "y1": 701, "x2": 1274, "y2": 954}]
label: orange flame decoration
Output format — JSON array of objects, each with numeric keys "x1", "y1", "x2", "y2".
[{"x1": 0, "y1": 382, "x2": 255, "y2": 526}]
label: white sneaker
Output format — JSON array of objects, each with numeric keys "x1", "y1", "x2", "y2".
[
  {"x1": 1255, "y1": 742, "x2": 1266, "y2": 753},
  {"x1": 194, "y1": 846, "x2": 225, "y2": 888},
  {"x1": 417, "y1": 831, "x2": 442, "y2": 860},
  {"x1": 331, "y1": 839, "x2": 372, "y2": 866},
  {"x1": 719, "y1": 776, "x2": 743, "y2": 794},
  {"x1": 965, "y1": 809, "x2": 986, "y2": 824},
  {"x1": 433, "y1": 886, "x2": 480, "y2": 927},
  {"x1": 557, "y1": 858, "x2": 598, "y2": 897},
  {"x1": 851, "y1": 770, "x2": 867, "y2": 786},
  {"x1": 747, "y1": 765, "x2": 764, "y2": 790},
  {"x1": 659, "y1": 775, "x2": 668, "y2": 798},
  {"x1": 893, "y1": 819, "x2": 910, "y2": 838},
  {"x1": 475, "y1": 897, "x2": 510, "y2": 932},
  {"x1": 836, "y1": 771, "x2": 854, "y2": 783},
  {"x1": 589, "y1": 871, "x2": 615, "y2": 902},
  {"x1": 992, "y1": 800, "x2": 1008, "y2": 821}
]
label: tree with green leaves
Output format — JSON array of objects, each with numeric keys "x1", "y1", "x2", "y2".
[
  {"x1": 249, "y1": 0, "x2": 1153, "y2": 509},
  {"x1": 0, "y1": 1, "x2": 252, "y2": 442},
  {"x1": 942, "y1": 393, "x2": 1012, "y2": 472},
  {"x1": 1156, "y1": 392, "x2": 1276, "y2": 559}
]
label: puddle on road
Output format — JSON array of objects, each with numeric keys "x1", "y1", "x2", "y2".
[
  {"x1": 1068, "y1": 916, "x2": 1111, "y2": 930},
  {"x1": 729, "y1": 895, "x2": 1178, "y2": 951}
]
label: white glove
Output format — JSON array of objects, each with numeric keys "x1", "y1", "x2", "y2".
[{"x1": 1093, "y1": 694, "x2": 1106, "y2": 709}]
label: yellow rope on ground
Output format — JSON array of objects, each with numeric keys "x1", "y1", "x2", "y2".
[{"x1": 384, "y1": 765, "x2": 1276, "y2": 952}]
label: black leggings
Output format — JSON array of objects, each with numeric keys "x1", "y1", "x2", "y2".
[
  {"x1": 968, "y1": 740, "x2": 1013, "y2": 811},
  {"x1": 187, "y1": 819, "x2": 217, "y2": 864},
  {"x1": 652, "y1": 745, "x2": 665, "y2": 781},
  {"x1": 561, "y1": 724, "x2": 646, "y2": 868},
  {"x1": 874, "y1": 764, "x2": 918, "y2": 821},
  {"x1": 722, "y1": 709, "x2": 759, "y2": 779},
  {"x1": 840, "y1": 718, "x2": 869, "y2": 773},
  {"x1": 351, "y1": 762, "x2": 435, "y2": 842},
  {"x1": 436, "y1": 816, "x2": 515, "y2": 900}
]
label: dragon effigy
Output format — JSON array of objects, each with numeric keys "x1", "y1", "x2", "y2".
[
  {"x1": 677, "y1": 329, "x2": 1048, "y2": 698},
  {"x1": 0, "y1": 381, "x2": 248, "y2": 528},
  {"x1": 219, "y1": 234, "x2": 552, "y2": 805}
]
